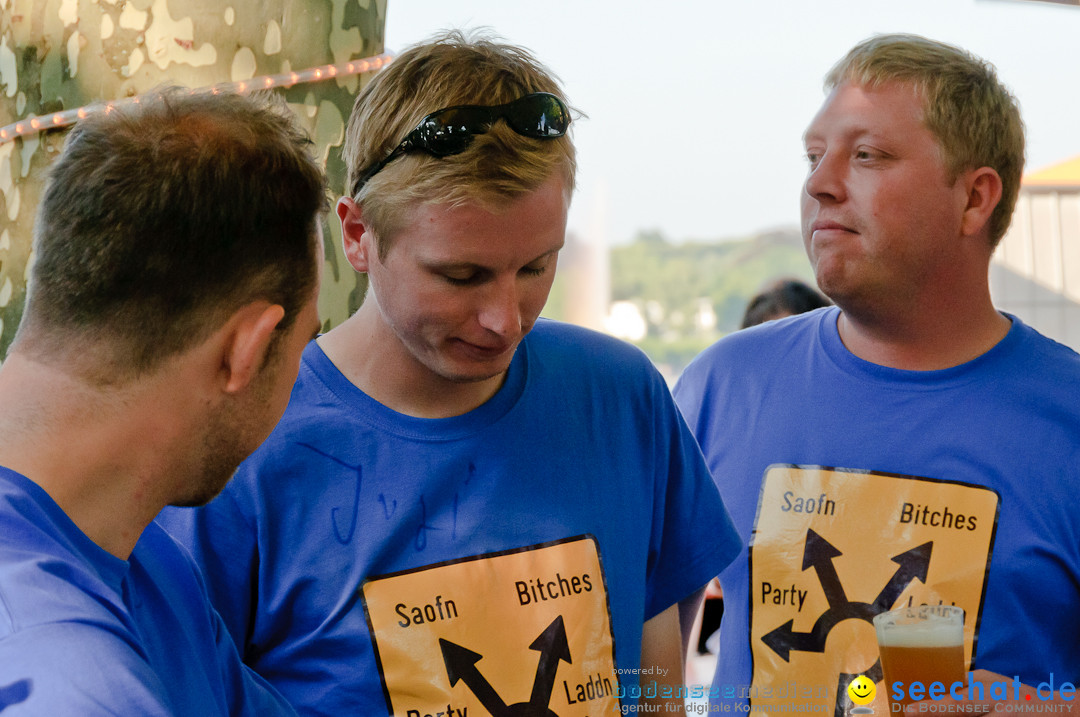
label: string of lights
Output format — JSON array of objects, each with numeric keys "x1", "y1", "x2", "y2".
[{"x1": 0, "y1": 52, "x2": 393, "y2": 145}]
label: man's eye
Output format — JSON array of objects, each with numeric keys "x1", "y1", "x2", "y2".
[
  {"x1": 521, "y1": 264, "x2": 548, "y2": 278},
  {"x1": 443, "y1": 273, "x2": 478, "y2": 286},
  {"x1": 805, "y1": 151, "x2": 821, "y2": 167}
]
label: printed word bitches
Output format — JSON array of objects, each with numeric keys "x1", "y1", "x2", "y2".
[
  {"x1": 898, "y1": 503, "x2": 977, "y2": 532},
  {"x1": 516, "y1": 572, "x2": 592, "y2": 606}
]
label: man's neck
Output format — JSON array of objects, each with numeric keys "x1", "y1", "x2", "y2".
[
  {"x1": 0, "y1": 354, "x2": 178, "y2": 558},
  {"x1": 318, "y1": 309, "x2": 507, "y2": 420},
  {"x1": 835, "y1": 295, "x2": 1011, "y2": 371}
]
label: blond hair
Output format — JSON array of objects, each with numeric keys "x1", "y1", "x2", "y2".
[
  {"x1": 343, "y1": 29, "x2": 577, "y2": 257},
  {"x1": 825, "y1": 33, "x2": 1025, "y2": 247}
]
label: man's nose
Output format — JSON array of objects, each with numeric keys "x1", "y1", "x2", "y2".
[
  {"x1": 477, "y1": 276, "x2": 522, "y2": 337},
  {"x1": 804, "y1": 151, "x2": 847, "y2": 203}
]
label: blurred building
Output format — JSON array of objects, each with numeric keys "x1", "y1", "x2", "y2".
[
  {"x1": 992, "y1": 155, "x2": 1080, "y2": 349},
  {"x1": 558, "y1": 230, "x2": 610, "y2": 331}
]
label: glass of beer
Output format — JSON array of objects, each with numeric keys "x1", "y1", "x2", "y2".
[{"x1": 873, "y1": 605, "x2": 966, "y2": 710}]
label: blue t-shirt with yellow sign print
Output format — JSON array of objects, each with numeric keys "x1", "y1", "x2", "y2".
[
  {"x1": 674, "y1": 307, "x2": 1080, "y2": 712},
  {"x1": 160, "y1": 319, "x2": 739, "y2": 716}
]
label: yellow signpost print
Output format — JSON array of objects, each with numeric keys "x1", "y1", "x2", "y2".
[
  {"x1": 362, "y1": 535, "x2": 620, "y2": 717},
  {"x1": 750, "y1": 465, "x2": 999, "y2": 717}
]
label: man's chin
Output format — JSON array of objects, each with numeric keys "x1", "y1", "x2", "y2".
[
  {"x1": 170, "y1": 496, "x2": 214, "y2": 509},
  {"x1": 440, "y1": 366, "x2": 509, "y2": 385},
  {"x1": 169, "y1": 471, "x2": 236, "y2": 508},
  {"x1": 169, "y1": 492, "x2": 221, "y2": 509},
  {"x1": 435, "y1": 348, "x2": 517, "y2": 384}
]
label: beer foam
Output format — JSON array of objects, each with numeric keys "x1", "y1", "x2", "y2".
[
  {"x1": 876, "y1": 617, "x2": 963, "y2": 647},
  {"x1": 877, "y1": 623, "x2": 963, "y2": 647},
  {"x1": 874, "y1": 607, "x2": 964, "y2": 647}
]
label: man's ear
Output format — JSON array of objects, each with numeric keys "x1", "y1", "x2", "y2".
[
  {"x1": 218, "y1": 302, "x2": 286, "y2": 394},
  {"x1": 337, "y1": 197, "x2": 375, "y2": 273},
  {"x1": 960, "y1": 167, "x2": 1003, "y2": 240}
]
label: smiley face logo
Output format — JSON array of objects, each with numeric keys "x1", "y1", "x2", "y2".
[{"x1": 847, "y1": 675, "x2": 876, "y2": 706}]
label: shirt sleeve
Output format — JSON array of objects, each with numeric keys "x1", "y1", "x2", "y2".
[
  {"x1": 211, "y1": 609, "x2": 298, "y2": 717},
  {"x1": 156, "y1": 488, "x2": 259, "y2": 660},
  {"x1": 183, "y1": 548, "x2": 295, "y2": 717},
  {"x1": 0, "y1": 622, "x2": 176, "y2": 716},
  {"x1": 643, "y1": 369, "x2": 740, "y2": 620}
]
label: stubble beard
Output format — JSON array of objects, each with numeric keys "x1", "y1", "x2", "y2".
[{"x1": 170, "y1": 368, "x2": 276, "y2": 508}]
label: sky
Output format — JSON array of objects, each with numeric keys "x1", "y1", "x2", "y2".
[{"x1": 383, "y1": 0, "x2": 1080, "y2": 246}]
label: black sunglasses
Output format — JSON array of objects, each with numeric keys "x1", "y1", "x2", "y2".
[{"x1": 351, "y1": 92, "x2": 570, "y2": 195}]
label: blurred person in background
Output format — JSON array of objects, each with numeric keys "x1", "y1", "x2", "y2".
[{"x1": 740, "y1": 278, "x2": 831, "y2": 329}]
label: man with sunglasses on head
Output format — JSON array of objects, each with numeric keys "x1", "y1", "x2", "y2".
[{"x1": 160, "y1": 30, "x2": 740, "y2": 716}]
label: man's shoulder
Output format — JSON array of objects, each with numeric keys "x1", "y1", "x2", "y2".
[
  {"x1": 0, "y1": 479, "x2": 201, "y2": 638},
  {"x1": 522, "y1": 319, "x2": 680, "y2": 406},
  {"x1": 525, "y1": 318, "x2": 656, "y2": 372},
  {"x1": 0, "y1": 618, "x2": 174, "y2": 715},
  {"x1": 1011, "y1": 315, "x2": 1080, "y2": 359},
  {"x1": 0, "y1": 509, "x2": 125, "y2": 638},
  {"x1": 0, "y1": 539, "x2": 158, "y2": 708},
  {"x1": 1005, "y1": 316, "x2": 1080, "y2": 385},
  {"x1": 679, "y1": 309, "x2": 826, "y2": 385}
]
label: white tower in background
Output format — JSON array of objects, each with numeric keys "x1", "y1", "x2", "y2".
[{"x1": 563, "y1": 181, "x2": 611, "y2": 331}]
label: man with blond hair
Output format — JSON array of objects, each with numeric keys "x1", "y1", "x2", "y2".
[
  {"x1": 162, "y1": 31, "x2": 740, "y2": 716},
  {"x1": 675, "y1": 34, "x2": 1080, "y2": 713},
  {"x1": 0, "y1": 88, "x2": 325, "y2": 714}
]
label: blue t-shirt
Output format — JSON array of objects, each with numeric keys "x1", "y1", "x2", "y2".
[
  {"x1": 674, "y1": 307, "x2": 1080, "y2": 710},
  {"x1": 160, "y1": 319, "x2": 740, "y2": 716},
  {"x1": 0, "y1": 467, "x2": 295, "y2": 716}
]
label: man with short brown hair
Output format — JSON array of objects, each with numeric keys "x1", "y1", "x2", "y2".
[{"x1": 0, "y1": 87, "x2": 325, "y2": 715}]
